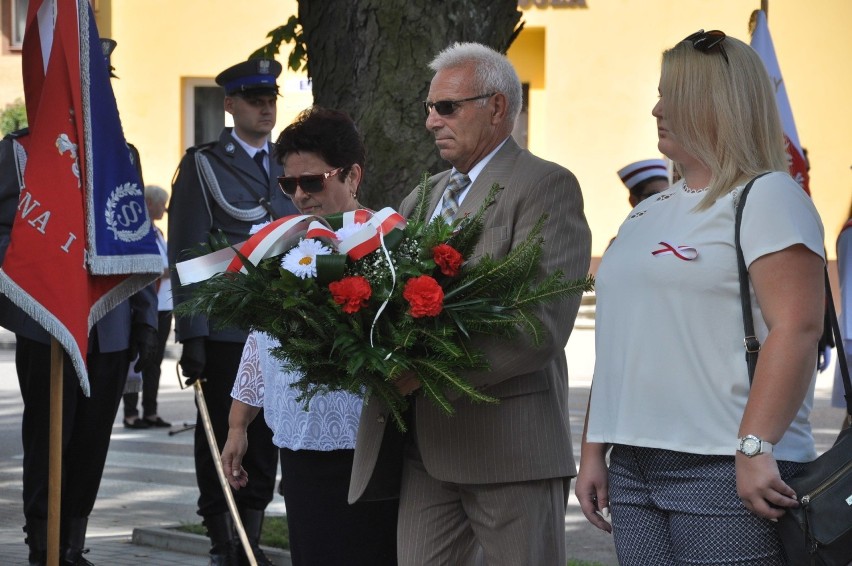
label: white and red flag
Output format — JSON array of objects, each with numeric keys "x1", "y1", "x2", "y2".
[
  {"x1": 750, "y1": 9, "x2": 810, "y2": 194},
  {"x1": 0, "y1": 0, "x2": 161, "y2": 393}
]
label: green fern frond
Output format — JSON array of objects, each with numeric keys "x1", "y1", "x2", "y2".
[
  {"x1": 408, "y1": 173, "x2": 435, "y2": 228},
  {"x1": 412, "y1": 358, "x2": 496, "y2": 405},
  {"x1": 447, "y1": 183, "x2": 502, "y2": 256}
]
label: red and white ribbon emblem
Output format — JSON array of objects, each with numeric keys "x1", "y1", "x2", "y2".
[
  {"x1": 175, "y1": 207, "x2": 406, "y2": 285},
  {"x1": 651, "y1": 242, "x2": 698, "y2": 261}
]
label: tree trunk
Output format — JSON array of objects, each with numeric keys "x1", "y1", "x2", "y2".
[{"x1": 298, "y1": 0, "x2": 521, "y2": 209}]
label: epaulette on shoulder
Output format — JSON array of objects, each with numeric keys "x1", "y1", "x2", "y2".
[
  {"x1": 3, "y1": 127, "x2": 29, "y2": 141},
  {"x1": 186, "y1": 140, "x2": 216, "y2": 155}
]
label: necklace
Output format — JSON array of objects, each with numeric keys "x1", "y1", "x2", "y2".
[{"x1": 682, "y1": 180, "x2": 708, "y2": 193}]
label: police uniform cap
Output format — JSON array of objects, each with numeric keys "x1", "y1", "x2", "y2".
[
  {"x1": 617, "y1": 159, "x2": 668, "y2": 190},
  {"x1": 215, "y1": 59, "x2": 282, "y2": 96}
]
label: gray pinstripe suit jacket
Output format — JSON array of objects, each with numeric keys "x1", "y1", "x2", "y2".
[{"x1": 349, "y1": 137, "x2": 592, "y2": 503}]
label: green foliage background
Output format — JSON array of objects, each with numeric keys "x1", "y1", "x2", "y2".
[{"x1": 0, "y1": 99, "x2": 27, "y2": 137}]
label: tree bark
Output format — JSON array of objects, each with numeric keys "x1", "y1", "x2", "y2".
[{"x1": 298, "y1": 0, "x2": 521, "y2": 209}]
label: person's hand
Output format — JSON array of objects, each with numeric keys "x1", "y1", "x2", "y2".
[
  {"x1": 817, "y1": 345, "x2": 832, "y2": 372},
  {"x1": 129, "y1": 323, "x2": 158, "y2": 373},
  {"x1": 179, "y1": 337, "x2": 206, "y2": 385},
  {"x1": 221, "y1": 429, "x2": 249, "y2": 490},
  {"x1": 735, "y1": 453, "x2": 798, "y2": 520},
  {"x1": 574, "y1": 444, "x2": 612, "y2": 533}
]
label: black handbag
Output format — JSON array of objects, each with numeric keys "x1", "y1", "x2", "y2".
[{"x1": 735, "y1": 175, "x2": 852, "y2": 566}]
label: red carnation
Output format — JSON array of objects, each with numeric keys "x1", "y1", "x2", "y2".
[
  {"x1": 432, "y1": 243, "x2": 463, "y2": 277},
  {"x1": 329, "y1": 276, "x2": 372, "y2": 314},
  {"x1": 403, "y1": 275, "x2": 444, "y2": 318}
]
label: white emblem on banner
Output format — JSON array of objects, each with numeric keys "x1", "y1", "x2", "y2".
[
  {"x1": 105, "y1": 182, "x2": 151, "y2": 242},
  {"x1": 55, "y1": 133, "x2": 81, "y2": 188}
]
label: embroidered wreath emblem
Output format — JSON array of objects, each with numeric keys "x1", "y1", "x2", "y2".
[{"x1": 105, "y1": 182, "x2": 151, "y2": 242}]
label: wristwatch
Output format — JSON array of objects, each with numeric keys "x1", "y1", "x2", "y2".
[{"x1": 737, "y1": 434, "x2": 774, "y2": 457}]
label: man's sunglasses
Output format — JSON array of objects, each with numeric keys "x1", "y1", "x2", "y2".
[
  {"x1": 277, "y1": 166, "x2": 345, "y2": 197},
  {"x1": 683, "y1": 29, "x2": 729, "y2": 65},
  {"x1": 423, "y1": 92, "x2": 496, "y2": 117}
]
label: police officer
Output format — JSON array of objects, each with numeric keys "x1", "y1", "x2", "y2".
[
  {"x1": 616, "y1": 158, "x2": 670, "y2": 207},
  {"x1": 168, "y1": 59, "x2": 297, "y2": 566}
]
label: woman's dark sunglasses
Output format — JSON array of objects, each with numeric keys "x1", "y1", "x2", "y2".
[
  {"x1": 683, "y1": 29, "x2": 729, "y2": 65},
  {"x1": 423, "y1": 92, "x2": 496, "y2": 117},
  {"x1": 277, "y1": 166, "x2": 345, "y2": 197}
]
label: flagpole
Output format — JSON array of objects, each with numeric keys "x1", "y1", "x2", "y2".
[
  {"x1": 48, "y1": 338, "x2": 64, "y2": 565},
  {"x1": 749, "y1": 2, "x2": 768, "y2": 34}
]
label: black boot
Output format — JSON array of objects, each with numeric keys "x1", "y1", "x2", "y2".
[
  {"x1": 23, "y1": 518, "x2": 47, "y2": 566},
  {"x1": 61, "y1": 516, "x2": 94, "y2": 565},
  {"x1": 204, "y1": 513, "x2": 239, "y2": 566},
  {"x1": 237, "y1": 508, "x2": 274, "y2": 566}
]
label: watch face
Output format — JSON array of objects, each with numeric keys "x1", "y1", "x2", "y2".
[{"x1": 741, "y1": 437, "x2": 760, "y2": 455}]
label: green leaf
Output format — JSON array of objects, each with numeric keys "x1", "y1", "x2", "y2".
[
  {"x1": 248, "y1": 16, "x2": 307, "y2": 73},
  {"x1": 315, "y1": 254, "x2": 347, "y2": 285}
]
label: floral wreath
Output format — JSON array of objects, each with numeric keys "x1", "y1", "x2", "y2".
[{"x1": 177, "y1": 176, "x2": 593, "y2": 430}]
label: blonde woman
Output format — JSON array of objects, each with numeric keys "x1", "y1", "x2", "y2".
[{"x1": 576, "y1": 31, "x2": 825, "y2": 564}]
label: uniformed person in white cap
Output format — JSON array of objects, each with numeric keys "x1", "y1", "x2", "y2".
[
  {"x1": 617, "y1": 158, "x2": 670, "y2": 207},
  {"x1": 168, "y1": 58, "x2": 297, "y2": 566}
]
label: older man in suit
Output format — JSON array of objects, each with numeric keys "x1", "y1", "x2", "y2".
[{"x1": 349, "y1": 42, "x2": 592, "y2": 565}]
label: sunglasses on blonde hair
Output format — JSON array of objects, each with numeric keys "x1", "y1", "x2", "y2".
[{"x1": 683, "y1": 29, "x2": 729, "y2": 65}]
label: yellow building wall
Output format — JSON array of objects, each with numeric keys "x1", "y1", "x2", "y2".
[
  {"x1": 104, "y1": 0, "x2": 310, "y2": 206},
  {"x1": 0, "y1": 56, "x2": 23, "y2": 114},
  {"x1": 514, "y1": 0, "x2": 852, "y2": 261},
  {"x1": 0, "y1": 0, "x2": 849, "y2": 259}
]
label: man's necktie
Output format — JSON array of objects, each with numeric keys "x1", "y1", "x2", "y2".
[
  {"x1": 439, "y1": 171, "x2": 471, "y2": 224},
  {"x1": 253, "y1": 149, "x2": 268, "y2": 181}
]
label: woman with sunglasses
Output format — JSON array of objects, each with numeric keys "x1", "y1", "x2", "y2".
[
  {"x1": 220, "y1": 106, "x2": 398, "y2": 566},
  {"x1": 576, "y1": 31, "x2": 825, "y2": 564}
]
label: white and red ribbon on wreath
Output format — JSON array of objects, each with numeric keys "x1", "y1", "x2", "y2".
[
  {"x1": 335, "y1": 208, "x2": 407, "y2": 260},
  {"x1": 175, "y1": 207, "x2": 406, "y2": 285}
]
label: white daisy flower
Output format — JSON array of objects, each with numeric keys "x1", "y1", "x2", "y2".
[
  {"x1": 281, "y1": 238, "x2": 332, "y2": 279},
  {"x1": 335, "y1": 222, "x2": 365, "y2": 241},
  {"x1": 249, "y1": 221, "x2": 271, "y2": 235}
]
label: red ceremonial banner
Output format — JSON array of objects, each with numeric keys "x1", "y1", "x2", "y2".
[{"x1": 0, "y1": 0, "x2": 161, "y2": 393}]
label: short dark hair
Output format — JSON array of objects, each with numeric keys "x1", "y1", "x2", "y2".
[
  {"x1": 274, "y1": 106, "x2": 366, "y2": 184},
  {"x1": 629, "y1": 176, "x2": 667, "y2": 198}
]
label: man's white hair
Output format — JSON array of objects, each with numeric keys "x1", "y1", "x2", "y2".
[{"x1": 429, "y1": 42, "x2": 522, "y2": 124}]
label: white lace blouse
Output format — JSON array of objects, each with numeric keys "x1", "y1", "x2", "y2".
[{"x1": 231, "y1": 331, "x2": 363, "y2": 451}]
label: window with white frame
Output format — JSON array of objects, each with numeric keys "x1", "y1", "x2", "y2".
[
  {"x1": 182, "y1": 78, "x2": 225, "y2": 150},
  {"x1": 11, "y1": 0, "x2": 28, "y2": 49}
]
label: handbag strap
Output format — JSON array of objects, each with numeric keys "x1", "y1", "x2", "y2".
[
  {"x1": 825, "y1": 269, "x2": 852, "y2": 416},
  {"x1": 735, "y1": 173, "x2": 852, "y2": 419},
  {"x1": 734, "y1": 172, "x2": 771, "y2": 382}
]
